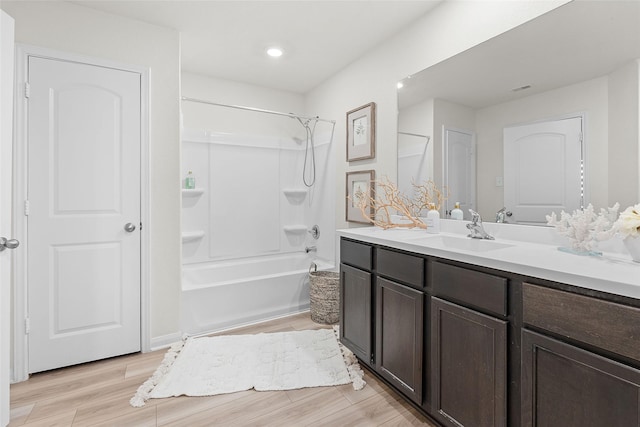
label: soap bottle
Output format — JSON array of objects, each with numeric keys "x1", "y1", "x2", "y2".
[
  {"x1": 185, "y1": 171, "x2": 195, "y2": 189},
  {"x1": 426, "y1": 203, "x2": 441, "y2": 234},
  {"x1": 451, "y1": 202, "x2": 464, "y2": 220}
]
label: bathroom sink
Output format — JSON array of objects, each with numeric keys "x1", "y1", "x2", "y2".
[{"x1": 407, "y1": 235, "x2": 514, "y2": 252}]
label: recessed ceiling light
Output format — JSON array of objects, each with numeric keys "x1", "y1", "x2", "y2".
[{"x1": 266, "y1": 47, "x2": 284, "y2": 58}]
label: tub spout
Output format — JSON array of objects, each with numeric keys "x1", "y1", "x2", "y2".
[{"x1": 305, "y1": 246, "x2": 317, "y2": 253}]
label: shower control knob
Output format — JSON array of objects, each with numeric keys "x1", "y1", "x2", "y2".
[
  {"x1": 124, "y1": 223, "x2": 136, "y2": 232},
  {"x1": 308, "y1": 225, "x2": 320, "y2": 240}
]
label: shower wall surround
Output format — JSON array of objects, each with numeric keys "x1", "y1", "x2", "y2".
[
  {"x1": 181, "y1": 128, "x2": 333, "y2": 262},
  {"x1": 178, "y1": 72, "x2": 337, "y2": 333},
  {"x1": 180, "y1": 121, "x2": 335, "y2": 334}
]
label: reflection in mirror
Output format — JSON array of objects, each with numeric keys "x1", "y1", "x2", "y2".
[
  {"x1": 397, "y1": 131, "x2": 431, "y2": 203},
  {"x1": 397, "y1": 1, "x2": 640, "y2": 224}
]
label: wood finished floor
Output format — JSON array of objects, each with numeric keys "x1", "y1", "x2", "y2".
[{"x1": 9, "y1": 312, "x2": 436, "y2": 426}]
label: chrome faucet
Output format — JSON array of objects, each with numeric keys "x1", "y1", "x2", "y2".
[
  {"x1": 496, "y1": 207, "x2": 507, "y2": 223},
  {"x1": 466, "y1": 210, "x2": 494, "y2": 240},
  {"x1": 305, "y1": 246, "x2": 317, "y2": 253}
]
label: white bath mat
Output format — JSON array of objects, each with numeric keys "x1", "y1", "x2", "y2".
[{"x1": 130, "y1": 327, "x2": 365, "y2": 407}]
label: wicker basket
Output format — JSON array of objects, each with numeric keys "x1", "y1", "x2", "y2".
[{"x1": 309, "y1": 265, "x2": 340, "y2": 325}]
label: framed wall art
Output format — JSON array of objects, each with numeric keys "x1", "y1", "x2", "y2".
[
  {"x1": 346, "y1": 102, "x2": 376, "y2": 161},
  {"x1": 346, "y1": 169, "x2": 375, "y2": 223}
]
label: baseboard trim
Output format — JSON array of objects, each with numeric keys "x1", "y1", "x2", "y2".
[{"x1": 149, "y1": 332, "x2": 183, "y2": 352}]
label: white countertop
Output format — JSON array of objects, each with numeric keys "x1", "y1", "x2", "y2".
[{"x1": 337, "y1": 222, "x2": 640, "y2": 300}]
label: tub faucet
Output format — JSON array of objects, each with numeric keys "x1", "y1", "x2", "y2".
[
  {"x1": 466, "y1": 210, "x2": 494, "y2": 240},
  {"x1": 305, "y1": 246, "x2": 317, "y2": 253}
]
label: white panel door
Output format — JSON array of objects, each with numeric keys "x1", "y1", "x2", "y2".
[
  {"x1": 444, "y1": 128, "x2": 475, "y2": 220},
  {"x1": 1, "y1": 10, "x2": 15, "y2": 426},
  {"x1": 504, "y1": 117, "x2": 583, "y2": 225},
  {"x1": 27, "y1": 56, "x2": 141, "y2": 373}
]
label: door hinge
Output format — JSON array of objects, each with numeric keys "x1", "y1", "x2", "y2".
[
  {"x1": 139, "y1": 222, "x2": 142, "y2": 231},
  {"x1": 25, "y1": 318, "x2": 30, "y2": 334},
  {"x1": 24, "y1": 82, "x2": 30, "y2": 99},
  {"x1": 370, "y1": 353, "x2": 375, "y2": 365},
  {"x1": 24, "y1": 200, "x2": 30, "y2": 216}
]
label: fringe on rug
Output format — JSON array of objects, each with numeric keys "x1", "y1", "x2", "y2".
[
  {"x1": 129, "y1": 338, "x2": 187, "y2": 407},
  {"x1": 333, "y1": 325, "x2": 366, "y2": 391}
]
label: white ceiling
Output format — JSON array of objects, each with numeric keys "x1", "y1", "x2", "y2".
[
  {"x1": 399, "y1": 0, "x2": 640, "y2": 110},
  {"x1": 71, "y1": 0, "x2": 441, "y2": 94}
]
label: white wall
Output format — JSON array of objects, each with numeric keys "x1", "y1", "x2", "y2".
[
  {"x1": 305, "y1": 0, "x2": 569, "y2": 250},
  {"x1": 1, "y1": 1, "x2": 181, "y2": 342},
  {"x1": 608, "y1": 60, "x2": 640, "y2": 208},
  {"x1": 182, "y1": 72, "x2": 305, "y2": 136}
]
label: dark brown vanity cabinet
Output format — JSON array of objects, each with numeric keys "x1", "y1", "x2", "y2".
[
  {"x1": 375, "y1": 248, "x2": 425, "y2": 405},
  {"x1": 339, "y1": 239, "x2": 373, "y2": 366},
  {"x1": 340, "y1": 237, "x2": 640, "y2": 427},
  {"x1": 522, "y1": 283, "x2": 640, "y2": 427},
  {"x1": 340, "y1": 263, "x2": 372, "y2": 365},
  {"x1": 521, "y1": 330, "x2": 640, "y2": 427},
  {"x1": 339, "y1": 239, "x2": 426, "y2": 401},
  {"x1": 430, "y1": 262, "x2": 508, "y2": 427}
]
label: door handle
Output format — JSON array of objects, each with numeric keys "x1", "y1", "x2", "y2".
[
  {"x1": 124, "y1": 223, "x2": 136, "y2": 232},
  {"x1": 0, "y1": 237, "x2": 20, "y2": 252}
]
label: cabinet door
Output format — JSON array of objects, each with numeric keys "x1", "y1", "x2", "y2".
[
  {"x1": 522, "y1": 329, "x2": 640, "y2": 427},
  {"x1": 340, "y1": 263, "x2": 372, "y2": 365},
  {"x1": 376, "y1": 277, "x2": 424, "y2": 404},
  {"x1": 431, "y1": 297, "x2": 507, "y2": 427}
]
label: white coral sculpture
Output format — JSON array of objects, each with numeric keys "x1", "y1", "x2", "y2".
[{"x1": 546, "y1": 203, "x2": 620, "y2": 252}]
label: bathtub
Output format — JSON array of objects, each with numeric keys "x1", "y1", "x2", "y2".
[{"x1": 181, "y1": 253, "x2": 334, "y2": 336}]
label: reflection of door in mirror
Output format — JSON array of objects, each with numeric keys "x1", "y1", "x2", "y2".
[
  {"x1": 444, "y1": 127, "x2": 475, "y2": 221},
  {"x1": 504, "y1": 116, "x2": 583, "y2": 225}
]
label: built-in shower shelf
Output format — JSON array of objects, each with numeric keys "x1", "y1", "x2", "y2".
[
  {"x1": 283, "y1": 225, "x2": 308, "y2": 234},
  {"x1": 282, "y1": 188, "x2": 308, "y2": 204},
  {"x1": 182, "y1": 188, "x2": 205, "y2": 197},
  {"x1": 182, "y1": 230, "x2": 205, "y2": 243}
]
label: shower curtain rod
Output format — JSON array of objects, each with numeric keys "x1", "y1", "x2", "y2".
[
  {"x1": 181, "y1": 96, "x2": 336, "y2": 124},
  {"x1": 398, "y1": 131, "x2": 431, "y2": 141}
]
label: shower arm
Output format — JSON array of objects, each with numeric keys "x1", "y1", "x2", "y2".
[{"x1": 181, "y1": 96, "x2": 336, "y2": 125}]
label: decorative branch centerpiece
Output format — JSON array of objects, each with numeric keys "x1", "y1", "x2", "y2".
[
  {"x1": 350, "y1": 177, "x2": 446, "y2": 230},
  {"x1": 546, "y1": 203, "x2": 619, "y2": 255}
]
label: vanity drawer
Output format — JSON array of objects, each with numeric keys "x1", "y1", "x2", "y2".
[
  {"x1": 340, "y1": 238, "x2": 372, "y2": 271},
  {"x1": 376, "y1": 248, "x2": 424, "y2": 289},
  {"x1": 523, "y1": 283, "x2": 640, "y2": 363},
  {"x1": 432, "y1": 261, "x2": 507, "y2": 317}
]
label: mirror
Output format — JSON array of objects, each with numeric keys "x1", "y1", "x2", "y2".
[{"x1": 397, "y1": 1, "x2": 640, "y2": 223}]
